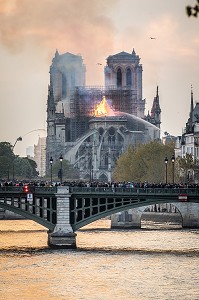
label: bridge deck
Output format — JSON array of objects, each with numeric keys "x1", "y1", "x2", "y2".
[
  {"x1": 1, "y1": 186, "x2": 199, "y2": 195},
  {"x1": 0, "y1": 186, "x2": 198, "y2": 231}
]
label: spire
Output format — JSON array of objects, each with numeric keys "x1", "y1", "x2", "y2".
[
  {"x1": 187, "y1": 85, "x2": 194, "y2": 132},
  {"x1": 47, "y1": 79, "x2": 56, "y2": 115},
  {"x1": 55, "y1": 48, "x2": 59, "y2": 57},
  {"x1": 190, "y1": 84, "x2": 194, "y2": 117},
  {"x1": 185, "y1": 85, "x2": 195, "y2": 133},
  {"x1": 150, "y1": 86, "x2": 161, "y2": 128},
  {"x1": 52, "y1": 49, "x2": 59, "y2": 64}
]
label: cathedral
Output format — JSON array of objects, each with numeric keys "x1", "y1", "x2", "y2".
[{"x1": 46, "y1": 49, "x2": 161, "y2": 181}]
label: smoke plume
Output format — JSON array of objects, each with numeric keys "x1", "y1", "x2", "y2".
[{"x1": 0, "y1": 0, "x2": 118, "y2": 83}]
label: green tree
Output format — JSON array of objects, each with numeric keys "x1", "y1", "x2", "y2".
[
  {"x1": 46, "y1": 159, "x2": 79, "y2": 182},
  {"x1": 0, "y1": 142, "x2": 15, "y2": 179},
  {"x1": 113, "y1": 141, "x2": 175, "y2": 183},
  {"x1": 24, "y1": 157, "x2": 38, "y2": 178},
  {"x1": 0, "y1": 141, "x2": 38, "y2": 180},
  {"x1": 112, "y1": 145, "x2": 135, "y2": 181},
  {"x1": 175, "y1": 153, "x2": 199, "y2": 183},
  {"x1": 13, "y1": 157, "x2": 38, "y2": 179},
  {"x1": 0, "y1": 142, "x2": 14, "y2": 157}
]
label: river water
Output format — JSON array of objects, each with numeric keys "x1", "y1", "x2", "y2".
[{"x1": 0, "y1": 218, "x2": 199, "y2": 300}]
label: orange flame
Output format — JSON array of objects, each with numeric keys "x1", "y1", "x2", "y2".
[{"x1": 94, "y1": 96, "x2": 115, "y2": 117}]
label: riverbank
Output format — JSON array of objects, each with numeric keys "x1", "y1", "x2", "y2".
[{"x1": 142, "y1": 212, "x2": 182, "y2": 223}]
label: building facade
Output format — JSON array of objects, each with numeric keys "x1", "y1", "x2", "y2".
[
  {"x1": 34, "y1": 137, "x2": 46, "y2": 177},
  {"x1": 46, "y1": 49, "x2": 161, "y2": 181},
  {"x1": 105, "y1": 50, "x2": 144, "y2": 117},
  {"x1": 175, "y1": 88, "x2": 199, "y2": 182}
]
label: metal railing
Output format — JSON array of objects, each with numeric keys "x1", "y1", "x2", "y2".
[
  {"x1": 0, "y1": 186, "x2": 57, "y2": 193},
  {"x1": 0, "y1": 186, "x2": 199, "y2": 196},
  {"x1": 69, "y1": 187, "x2": 199, "y2": 195}
]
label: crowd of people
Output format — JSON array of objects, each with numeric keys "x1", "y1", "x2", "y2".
[{"x1": 0, "y1": 179, "x2": 199, "y2": 189}]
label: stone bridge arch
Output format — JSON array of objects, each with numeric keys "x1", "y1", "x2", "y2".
[{"x1": 111, "y1": 202, "x2": 199, "y2": 229}]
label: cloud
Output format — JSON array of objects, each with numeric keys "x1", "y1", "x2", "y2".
[
  {"x1": 1, "y1": 0, "x2": 199, "y2": 155},
  {"x1": 0, "y1": 0, "x2": 118, "y2": 84},
  {"x1": 0, "y1": 0, "x2": 117, "y2": 52}
]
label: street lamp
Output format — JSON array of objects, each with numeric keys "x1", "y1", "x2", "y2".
[
  {"x1": 164, "y1": 157, "x2": 168, "y2": 185},
  {"x1": 59, "y1": 154, "x2": 63, "y2": 184},
  {"x1": 50, "y1": 156, "x2": 53, "y2": 185},
  {"x1": 12, "y1": 136, "x2": 22, "y2": 180},
  {"x1": 12, "y1": 159, "x2": 16, "y2": 180},
  {"x1": 187, "y1": 170, "x2": 191, "y2": 185},
  {"x1": 171, "y1": 154, "x2": 175, "y2": 185},
  {"x1": 12, "y1": 136, "x2": 22, "y2": 150}
]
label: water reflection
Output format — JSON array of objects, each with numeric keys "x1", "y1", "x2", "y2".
[{"x1": 0, "y1": 219, "x2": 199, "y2": 300}]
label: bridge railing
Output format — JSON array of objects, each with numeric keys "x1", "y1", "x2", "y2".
[
  {"x1": 0, "y1": 186, "x2": 57, "y2": 193},
  {"x1": 0, "y1": 186, "x2": 199, "y2": 195},
  {"x1": 69, "y1": 187, "x2": 199, "y2": 195}
]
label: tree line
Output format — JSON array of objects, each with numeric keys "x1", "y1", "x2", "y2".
[
  {"x1": 112, "y1": 141, "x2": 199, "y2": 184},
  {"x1": 0, "y1": 142, "x2": 38, "y2": 180},
  {"x1": 0, "y1": 140, "x2": 198, "y2": 183},
  {"x1": 0, "y1": 141, "x2": 79, "y2": 181}
]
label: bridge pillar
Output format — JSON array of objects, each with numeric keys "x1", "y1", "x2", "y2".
[
  {"x1": 48, "y1": 186, "x2": 76, "y2": 249},
  {"x1": 111, "y1": 207, "x2": 146, "y2": 229},
  {"x1": 174, "y1": 203, "x2": 199, "y2": 228}
]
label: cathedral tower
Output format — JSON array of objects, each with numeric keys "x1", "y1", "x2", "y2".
[{"x1": 104, "y1": 49, "x2": 145, "y2": 117}]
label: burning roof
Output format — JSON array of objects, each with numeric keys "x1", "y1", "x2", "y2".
[{"x1": 93, "y1": 96, "x2": 115, "y2": 117}]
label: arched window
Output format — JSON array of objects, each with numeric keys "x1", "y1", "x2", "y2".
[
  {"x1": 126, "y1": 68, "x2": 132, "y2": 86},
  {"x1": 117, "y1": 68, "x2": 122, "y2": 87},
  {"x1": 105, "y1": 153, "x2": 109, "y2": 166}
]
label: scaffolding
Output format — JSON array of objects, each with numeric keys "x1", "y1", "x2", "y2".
[{"x1": 69, "y1": 86, "x2": 139, "y2": 142}]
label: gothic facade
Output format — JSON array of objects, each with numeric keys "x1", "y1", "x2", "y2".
[
  {"x1": 175, "y1": 88, "x2": 199, "y2": 183},
  {"x1": 105, "y1": 50, "x2": 144, "y2": 117},
  {"x1": 46, "y1": 49, "x2": 161, "y2": 181}
]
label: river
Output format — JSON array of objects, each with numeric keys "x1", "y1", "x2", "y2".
[{"x1": 0, "y1": 217, "x2": 199, "y2": 300}]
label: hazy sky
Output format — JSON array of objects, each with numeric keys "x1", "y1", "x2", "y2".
[{"x1": 0, "y1": 0, "x2": 198, "y2": 156}]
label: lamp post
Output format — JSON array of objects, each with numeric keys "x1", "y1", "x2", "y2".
[
  {"x1": 12, "y1": 136, "x2": 22, "y2": 181},
  {"x1": 12, "y1": 159, "x2": 16, "y2": 180},
  {"x1": 13, "y1": 136, "x2": 22, "y2": 151},
  {"x1": 59, "y1": 154, "x2": 63, "y2": 184},
  {"x1": 187, "y1": 170, "x2": 190, "y2": 185},
  {"x1": 171, "y1": 154, "x2": 175, "y2": 185},
  {"x1": 50, "y1": 156, "x2": 53, "y2": 185},
  {"x1": 164, "y1": 157, "x2": 168, "y2": 185}
]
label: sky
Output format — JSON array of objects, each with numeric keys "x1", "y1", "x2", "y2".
[{"x1": 0, "y1": 0, "x2": 199, "y2": 157}]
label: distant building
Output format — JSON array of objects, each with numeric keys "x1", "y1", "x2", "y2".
[
  {"x1": 162, "y1": 133, "x2": 177, "y2": 145},
  {"x1": 26, "y1": 146, "x2": 34, "y2": 158},
  {"x1": 46, "y1": 50, "x2": 161, "y2": 181},
  {"x1": 175, "y1": 87, "x2": 199, "y2": 182},
  {"x1": 34, "y1": 137, "x2": 46, "y2": 177},
  {"x1": 175, "y1": 88, "x2": 199, "y2": 159}
]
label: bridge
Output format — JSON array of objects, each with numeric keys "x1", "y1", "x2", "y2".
[{"x1": 0, "y1": 186, "x2": 199, "y2": 248}]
